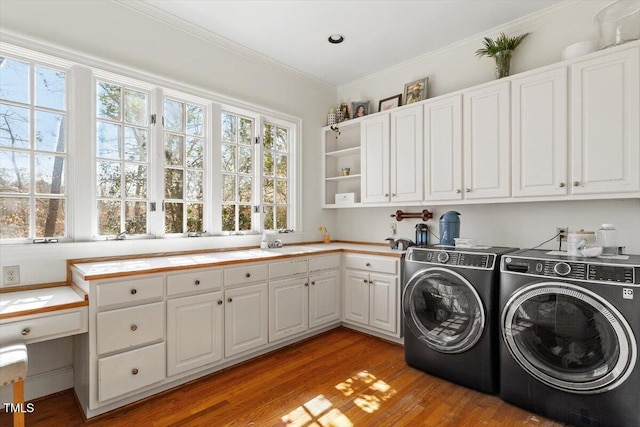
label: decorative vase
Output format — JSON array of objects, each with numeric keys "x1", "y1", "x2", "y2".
[
  {"x1": 494, "y1": 50, "x2": 513, "y2": 79},
  {"x1": 327, "y1": 111, "x2": 336, "y2": 126},
  {"x1": 323, "y1": 233, "x2": 331, "y2": 244}
]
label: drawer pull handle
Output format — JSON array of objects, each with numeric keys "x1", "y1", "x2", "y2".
[
  {"x1": 217, "y1": 300, "x2": 223, "y2": 305},
  {"x1": 21, "y1": 327, "x2": 31, "y2": 336},
  {"x1": 245, "y1": 272, "x2": 251, "y2": 278},
  {"x1": 130, "y1": 324, "x2": 138, "y2": 332},
  {"x1": 132, "y1": 368, "x2": 139, "y2": 375},
  {"x1": 366, "y1": 263, "x2": 371, "y2": 267},
  {"x1": 194, "y1": 280, "x2": 200, "y2": 285},
  {"x1": 130, "y1": 288, "x2": 137, "y2": 295},
  {"x1": 227, "y1": 298, "x2": 233, "y2": 303}
]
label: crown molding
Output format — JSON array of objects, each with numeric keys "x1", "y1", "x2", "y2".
[{"x1": 113, "y1": 0, "x2": 335, "y2": 90}]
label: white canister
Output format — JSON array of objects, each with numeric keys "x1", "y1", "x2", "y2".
[{"x1": 567, "y1": 230, "x2": 596, "y2": 256}]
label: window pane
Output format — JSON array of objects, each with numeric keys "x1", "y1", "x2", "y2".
[
  {"x1": 263, "y1": 178, "x2": 274, "y2": 203},
  {"x1": 164, "y1": 168, "x2": 183, "y2": 199},
  {"x1": 97, "y1": 82, "x2": 121, "y2": 121},
  {"x1": 0, "y1": 58, "x2": 29, "y2": 104},
  {"x1": 222, "y1": 113, "x2": 236, "y2": 142},
  {"x1": 35, "y1": 111, "x2": 65, "y2": 152},
  {"x1": 276, "y1": 179, "x2": 287, "y2": 204},
  {"x1": 125, "y1": 201, "x2": 147, "y2": 234},
  {"x1": 124, "y1": 89, "x2": 147, "y2": 126},
  {"x1": 263, "y1": 205, "x2": 274, "y2": 230},
  {"x1": 165, "y1": 202, "x2": 184, "y2": 233},
  {"x1": 97, "y1": 161, "x2": 121, "y2": 198},
  {"x1": 35, "y1": 198, "x2": 65, "y2": 237},
  {"x1": 276, "y1": 154, "x2": 287, "y2": 178},
  {"x1": 186, "y1": 170, "x2": 203, "y2": 201},
  {"x1": 0, "y1": 197, "x2": 29, "y2": 238},
  {"x1": 125, "y1": 164, "x2": 147, "y2": 198},
  {"x1": 276, "y1": 206, "x2": 287, "y2": 229},
  {"x1": 238, "y1": 146, "x2": 252, "y2": 174},
  {"x1": 263, "y1": 123, "x2": 274, "y2": 149},
  {"x1": 164, "y1": 99, "x2": 183, "y2": 132},
  {"x1": 186, "y1": 137, "x2": 203, "y2": 168},
  {"x1": 239, "y1": 205, "x2": 251, "y2": 231},
  {"x1": 35, "y1": 154, "x2": 65, "y2": 194},
  {"x1": 164, "y1": 134, "x2": 184, "y2": 166},
  {"x1": 275, "y1": 127, "x2": 288, "y2": 152},
  {"x1": 124, "y1": 127, "x2": 147, "y2": 162},
  {"x1": 98, "y1": 199, "x2": 121, "y2": 235},
  {"x1": 186, "y1": 203, "x2": 203, "y2": 233},
  {"x1": 221, "y1": 204, "x2": 235, "y2": 231},
  {"x1": 263, "y1": 151, "x2": 274, "y2": 176},
  {"x1": 222, "y1": 144, "x2": 236, "y2": 172},
  {"x1": 186, "y1": 104, "x2": 204, "y2": 136},
  {"x1": 239, "y1": 118, "x2": 252, "y2": 144},
  {"x1": 0, "y1": 150, "x2": 30, "y2": 193},
  {"x1": 35, "y1": 66, "x2": 65, "y2": 110},
  {"x1": 0, "y1": 103, "x2": 30, "y2": 149},
  {"x1": 97, "y1": 122, "x2": 121, "y2": 159},
  {"x1": 222, "y1": 174, "x2": 236, "y2": 202},
  {"x1": 239, "y1": 176, "x2": 252, "y2": 203}
]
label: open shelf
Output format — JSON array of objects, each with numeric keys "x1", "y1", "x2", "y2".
[
  {"x1": 326, "y1": 147, "x2": 361, "y2": 158},
  {"x1": 325, "y1": 174, "x2": 361, "y2": 182}
]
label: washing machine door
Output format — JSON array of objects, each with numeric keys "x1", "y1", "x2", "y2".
[
  {"x1": 502, "y1": 282, "x2": 637, "y2": 394},
  {"x1": 403, "y1": 267, "x2": 485, "y2": 353}
]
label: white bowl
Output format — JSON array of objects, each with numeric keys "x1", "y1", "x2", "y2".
[
  {"x1": 580, "y1": 246, "x2": 603, "y2": 257},
  {"x1": 562, "y1": 41, "x2": 598, "y2": 60}
]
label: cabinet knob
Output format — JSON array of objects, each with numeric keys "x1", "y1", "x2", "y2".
[
  {"x1": 363, "y1": 279, "x2": 368, "y2": 283},
  {"x1": 366, "y1": 262, "x2": 371, "y2": 267},
  {"x1": 456, "y1": 189, "x2": 461, "y2": 194},
  {"x1": 559, "y1": 182, "x2": 566, "y2": 188},
  {"x1": 304, "y1": 282, "x2": 309, "y2": 287},
  {"x1": 130, "y1": 324, "x2": 138, "y2": 332},
  {"x1": 245, "y1": 272, "x2": 251, "y2": 278},
  {"x1": 130, "y1": 288, "x2": 137, "y2": 295},
  {"x1": 311, "y1": 281, "x2": 316, "y2": 285},
  {"x1": 369, "y1": 280, "x2": 374, "y2": 284},
  {"x1": 384, "y1": 193, "x2": 389, "y2": 197},
  {"x1": 21, "y1": 327, "x2": 30, "y2": 336},
  {"x1": 131, "y1": 368, "x2": 139, "y2": 375},
  {"x1": 194, "y1": 280, "x2": 200, "y2": 285},
  {"x1": 217, "y1": 300, "x2": 223, "y2": 305},
  {"x1": 465, "y1": 188, "x2": 471, "y2": 193},
  {"x1": 573, "y1": 181, "x2": 580, "y2": 187},
  {"x1": 227, "y1": 298, "x2": 233, "y2": 303},
  {"x1": 391, "y1": 193, "x2": 396, "y2": 197}
]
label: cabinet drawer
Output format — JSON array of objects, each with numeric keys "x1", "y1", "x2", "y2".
[
  {"x1": 97, "y1": 276, "x2": 163, "y2": 308},
  {"x1": 97, "y1": 302, "x2": 164, "y2": 355},
  {"x1": 269, "y1": 259, "x2": 308, "y2": 279},
  {"x1": 309, "y1": 254, "x2": 341, "y2": 272},
  {"x1": 344, "y1": 254, "x2": 398, "y2": 275},
  {"x1": 98, "y1": 342, "x2": 165, "y2": 402},
  {"x1": 0, "y1": 309, "x2": 87, "y2": 344},
  {"x1": 167, "y1": 269, "x2": 222, "y2": 296},
  {"x1": 224, "y1": 264, "x2": 268, "y2": 287}
]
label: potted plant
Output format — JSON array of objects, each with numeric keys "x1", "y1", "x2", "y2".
[{"x1": 476, "y1": 32, "x2": 531, "y2": 79}]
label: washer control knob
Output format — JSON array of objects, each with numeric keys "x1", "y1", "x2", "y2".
[
  {"x1": 437, "y1": 252, "x2": 450, "y2": 263},
  {"x1": 554, "y1": 262, "x2": 571, "y2": 276}
]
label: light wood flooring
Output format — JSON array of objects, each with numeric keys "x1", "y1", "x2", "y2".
[{"x1": 2, "y1": 327, "x2": 564, "y2": 426}]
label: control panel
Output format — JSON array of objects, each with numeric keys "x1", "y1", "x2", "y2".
[
  {"x1": 503, "y1": 256, "x2": 637, "y2": 284},
  {"x1": 408, "y1": 249, "x2": 494, "y2": 269}
]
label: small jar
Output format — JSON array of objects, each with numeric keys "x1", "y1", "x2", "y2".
[{"x1": 597, "y1": 224, "x2": 618, "y2": 256}]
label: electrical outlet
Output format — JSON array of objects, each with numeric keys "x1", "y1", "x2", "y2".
[
  {"x1": 3, "y1": 265, "x2": 20, "y2": 285},
  {"x1": 390, "y1": 223, "x2": 397, "y2": 235},
  {"x1": 556, "y1": 227, "x2": 568, "y2": 241}
]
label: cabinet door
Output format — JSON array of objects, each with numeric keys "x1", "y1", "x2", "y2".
[
  {"x1": 390, "y1": 105, "x2": 423, "y2": 202},
  {"x1": 512, "y1": 67, "x2": 568, "y2": 197},
  {"x1": 268, "y1": 276, "x2": 308, "y2": 342},
  {"x1": 571, "y1": 47, "x2": 640, "y2": 194},
  {"x1": 424, "y1": 94, "x2": 463, "y2": 201},
  {"x1": 369, "y1": 273, "x2": 398, "y2": 334},
  {"x1": 361, "y1": 115, "x2": 390, "y2": 203},
  {"x1": 343, "y1": 270, "x2": 370, "y2": 325},
  {"x1": 309, "y1": 270, "x2": 340, "y2": 329},
  {"x1": 463, "y1": 81, "x2": 511, "y2": 199},
  {"x1": 224, "y1": 283, "x2": 268, "y2": 358},
  {"x1": 167, "y1": 292, "x2": 223, "y2": 376}
]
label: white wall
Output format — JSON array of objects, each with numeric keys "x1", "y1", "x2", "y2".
[{"x1": 336, "y1": 0, "x2": 640, "y2": 254}]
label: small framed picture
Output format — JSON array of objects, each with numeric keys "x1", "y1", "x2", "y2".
[
  {"x1": 378, "y1": 94, "x2": 402, "y2": 112},
  {"x1": 351, "y1": 101, "x2": 370, "y2": 118},
  {"x1": 403, "y1": 77, "x2": 428, "y2": 105}
]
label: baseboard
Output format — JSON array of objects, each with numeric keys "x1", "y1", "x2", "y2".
[{"x1": 0, "y1": 366, "x2": 73, "y2": 403}]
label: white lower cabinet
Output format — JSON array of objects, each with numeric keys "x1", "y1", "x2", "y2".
[
  {"x1": 224, "y1": 283, "x2": 268, "y2": 358},
  {"x1": 269, "y1": 276, "x2": 309, "y2": 342},
  {"x1": 309, "y1": 270, "x2": 340, "y2": 329},
  {"x1": 167, "y1": 292, "x2": 223, "y2": 376}
]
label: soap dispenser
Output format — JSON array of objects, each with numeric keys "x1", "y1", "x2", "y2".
[{"x1": 260, "y1": 232, "x2": 268, "y2": 249}]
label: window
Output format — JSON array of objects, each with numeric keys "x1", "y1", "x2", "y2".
[
  {"x1": 95, "y1": 80, "x2": 150, "y2": 236},
  {"x1": 0, "y1": 55, "x2": 68, "y2": 241},
  {"x1": 262, "y1": 121, "x2": 290, "y2": 230}
]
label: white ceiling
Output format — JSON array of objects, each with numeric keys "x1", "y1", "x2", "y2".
[{"x1": 138, "y1": 0, "x2": 561, "y2": 86}]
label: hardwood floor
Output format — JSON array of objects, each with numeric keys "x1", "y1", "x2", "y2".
[{"x1": 2, "y1": 328, "x2": 564, "y2": 426}]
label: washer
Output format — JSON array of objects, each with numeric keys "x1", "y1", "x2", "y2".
[
  {"x1": 402, "y1": 246, "x2": 517, "y2": 394},
  {"x1": 500, "y1": 250, "x2": 640, "y2": 427}
]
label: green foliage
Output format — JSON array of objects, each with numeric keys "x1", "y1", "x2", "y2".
[{"x1": 475, "y1": 32, "x2": 531, "y2": 58}]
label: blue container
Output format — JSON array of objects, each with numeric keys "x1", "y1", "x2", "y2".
[{"x1": 439, "y1": 211, "x2": 460, "y2": 246}]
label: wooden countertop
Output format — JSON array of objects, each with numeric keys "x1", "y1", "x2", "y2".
[{"x1": 0, "y1": 283, "x2": 88, "y2": 320}]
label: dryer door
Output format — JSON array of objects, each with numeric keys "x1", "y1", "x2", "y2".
[
  {"x1": 403, "y1": 267, "x2": 485, "y2": 353},
  {"x1": 502, "y1": 282, "x2": 637, "y2": 394}
]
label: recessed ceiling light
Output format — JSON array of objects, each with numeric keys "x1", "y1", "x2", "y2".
[{"x1": 328, "y1": 34, "x2": 345, "y2": 44}]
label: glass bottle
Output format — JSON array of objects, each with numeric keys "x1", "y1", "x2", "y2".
[{"x1": 597, "y1": 224, "x2": 618, "y2": 256}]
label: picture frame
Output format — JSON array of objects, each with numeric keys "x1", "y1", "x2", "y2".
[
  {"x1": 378, "y1": 94, "x2": 402, "y2": 112},
  {"x1": 403, "y1": 77, "x2": 428, "y2": 105},
  {"x1": 351, "y1": 101, "x2": 370, "y2": 118}
]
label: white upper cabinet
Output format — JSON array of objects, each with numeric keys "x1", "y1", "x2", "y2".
[
  {"x1": 390, "y1": 105, "x2": 423, "y2": 203},
  {"x1": 361, "y1": 115, "x2": 390, "y2": 203},
  {"x1": 512, "y1": 67, "x2": 568, "y2": 197},
  {"x1": 424, "y1": 94, "x2": 463, "y2": 201},
  {"x1": 463, "y1": 81, "x2": 511, "y2": 199},
  {"x1": 571, "y1": 47, "x2": 640, "y2": 195}
]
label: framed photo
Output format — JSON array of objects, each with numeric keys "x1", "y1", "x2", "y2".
[
  {"x1": 403, "y1": 77, "x2": 428, "y2": 105},
  {"x1": 351, "y1": 101, "x2": 370, "y2": 118},
  {"x1": 378, "y1": 94, "x2": 402, "y2": 112}
]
